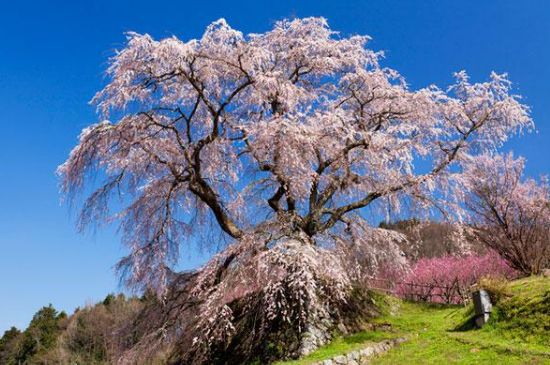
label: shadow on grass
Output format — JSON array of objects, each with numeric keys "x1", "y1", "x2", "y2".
[
  {"x1": 448, "y1": 304, "x2": 478, "y2": 332},
  {"x1": 451, "y1": 315, "x2": 478, "y2": 332},
  {"x1": 341, "y1": 328, "x2": 395, "y2": 345}
]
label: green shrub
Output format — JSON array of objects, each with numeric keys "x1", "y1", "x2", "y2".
[{"x1": 478, "y1": 276, "x2": 512, "y2": 304}]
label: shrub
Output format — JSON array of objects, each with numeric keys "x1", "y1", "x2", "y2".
[
  {"x1": 395, "y1": 251, "x2": 517, "y2": 304},
  {"x1": 477, "y1": 276, "x2": 512, "y2": 304}
]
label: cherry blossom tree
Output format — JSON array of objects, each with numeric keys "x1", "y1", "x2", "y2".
[
  {"x1": 59, "y1": 18, "x2": 533, "y2": 363},
  {"x1": 464, "y1": 153, "x2": 549, "y2": 275}
]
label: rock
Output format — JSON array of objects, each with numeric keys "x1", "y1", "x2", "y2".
[
  {"x1": 300, "y1": 323, "x2": 332, "y2": 356},
  {"x1": 359, "y1": 347, "x2": 374, "y2": 357},
  {"x1": 337, "y1": 322, "x2": 349, "y2": 335},
  {"x1": 347, "y1": 351, "x2": 359, "y2": 360},
  {"x1": 371, "y1": 346, "x2": 379, "y2": 354},
  {"x1": 333, "y1": 355, "x2": 347, "y2": 364},
  {"x1": 394, "y1": 337, "x2": 407, "y2": 344},
  {"x1": 472, "y1": 290, "x2": 492, "y2": 328}
]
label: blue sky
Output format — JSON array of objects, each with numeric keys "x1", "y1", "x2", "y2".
[{"x1": 0, "y1": 0, "x2": 548, "y2": 333}]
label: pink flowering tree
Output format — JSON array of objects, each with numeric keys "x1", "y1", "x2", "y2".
[
  {"x1": 464, "y1": 153, "x2": 549, "y2": 275},
  {"x1": 59, "y1": 18, "x2": 533, "y2": 363},
  {"x1": 396, "y1": 251, "x2": 517, "y2": 304}
]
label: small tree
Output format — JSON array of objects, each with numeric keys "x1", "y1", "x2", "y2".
[
  {"x1": 16, "y1": 305, "x2": 65, "y2": 363},
  {"x1": 465, "y1": 153, "x2": 550, "y2": 275},
  {"x1": 0, "y1": 327, "x2": 22, "y2": 365},
  {"x1": 59, "y1": 18, "x2": 533, "y2": 363}
]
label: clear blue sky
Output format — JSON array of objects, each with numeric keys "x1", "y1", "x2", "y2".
[{"x1": 0, "y1": 0, "x2": 548, "y2": 333}]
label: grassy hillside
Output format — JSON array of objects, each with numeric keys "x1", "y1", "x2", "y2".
[{"x1": 278, "y1": 276, "x2": 550, "y2": 365}]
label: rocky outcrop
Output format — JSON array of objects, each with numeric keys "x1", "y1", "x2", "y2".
[{"x1": 299, "y1": 318, "x2": 335, "y2": 356}]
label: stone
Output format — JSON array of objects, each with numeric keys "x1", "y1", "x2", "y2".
[
  {"x1": 333, "y1": 355, "x2": 347, "y2": 364},
  {"x1": 473, "y1": 290, "x2": 492, "y2": 314},
  {"x1": 475, "y1": 313, "x2": 490, "y2": 328},
  {"x1": 394, "y1": 337, "x2": 407, "y2": 344},
  {"x1": 472, "y1": 290, "x2": 492, "y2": 327},
  {"x1": 337, "y1": 322, "x2": 349, "y2": 335},
  {"x1": 359, "y1": 347, "x2": 374, "y2": 357},
  {"x1": 300, "y1": 323, "x2": 333, "y2": 356},
  {"x1": 347, "y1": 351, "x2": 359, "y2": 360}
]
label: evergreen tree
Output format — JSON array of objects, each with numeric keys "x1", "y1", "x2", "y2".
[
  {"x1": 0, "y1": 326, "x2": 22, "y2": 365},
  {"x1": 16, "y1": 304, "x2": 63, "y2": 363}
]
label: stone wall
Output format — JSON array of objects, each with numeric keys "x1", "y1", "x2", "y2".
[{"x1": 312, "y1": 337, "x2": 407, "y2": 365}]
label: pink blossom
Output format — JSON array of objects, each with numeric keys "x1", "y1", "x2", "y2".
[{"x1": 395, "y1": 251, "x2": 517, "y2": 304}]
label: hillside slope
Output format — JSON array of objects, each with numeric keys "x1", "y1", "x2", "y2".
[{"x1": 279, "y1": 276, "x2": 549, "y2": 365}]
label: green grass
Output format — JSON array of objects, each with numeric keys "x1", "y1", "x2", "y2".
[
  {"x1": 278, "y1": 276, "x2": 550, "y2": 365},
  {"x1": 370, "y1": 301, "x2": 548, "y2": 364},
  {"x1": 372, "y1": 276, "x2": 550, "y2": 365},
  {"x1": 492, "y1": 276, "x2": 550, "y2": 345},
  {"x1": 273, "y1": 330, "x2": 397, "y2": 365}
]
